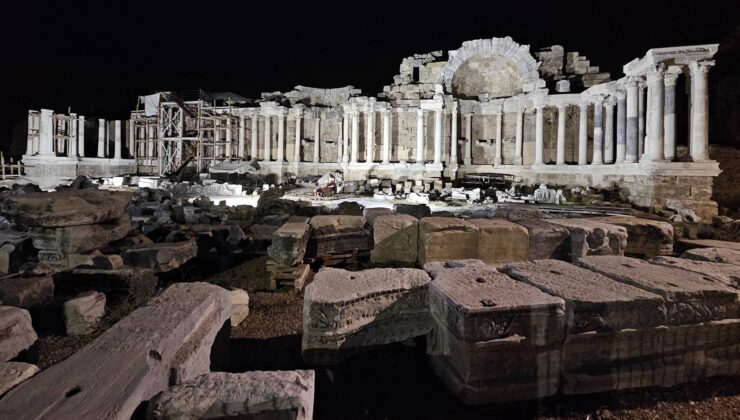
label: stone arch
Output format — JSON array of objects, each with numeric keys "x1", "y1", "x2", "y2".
[{"x1": 441, "y1": 37, "x2": 540, "y2": 98}]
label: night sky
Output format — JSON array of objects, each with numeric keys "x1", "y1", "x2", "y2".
[{"x1": 1, "y1": 0, "x2": 739, "y2": 155}]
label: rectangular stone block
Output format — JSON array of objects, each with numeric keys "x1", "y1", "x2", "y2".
[
  {"x1": 370, "y1": 214, "x2": 418, "y2": 264},
  {"x1": 418, "y1": 218, "x2": 479, "y2": 266},
  {"x1": 308, "y1": 215, "x2": 371, "y2": 257},
  {"x1": 502, "y1": 260, "x2": 666, "y2": 333},
  {"x1": 0, "y1": 276, "x2": 54, "y2": 309},
  {"x1": 577, "y1": 256, "x2": 739, "y2": 324},
  {"x1": 468, "y1": 219, "x2": 529, "y2": 266},
  {"x1": 517, "y1": 219, "x2": 570, "y2": 260},
  {"x1": 650, "y1": 256, "x2": 740, "y2": 291},
  {"x1": 547, "y1": 218, "x2": 628, "y2": 262},
  {"x1": 681, "y1": 246, "x2": 740, "y2": 266},
  {"x1": 267, "y1": 216, "x2": 310, "y2": 266},
  {"x1": 30, "y1": 218, "x2": 131, "y2": 254},
  {"x1": 594, "y1": 216, "x2": 673, "y2": 257}
]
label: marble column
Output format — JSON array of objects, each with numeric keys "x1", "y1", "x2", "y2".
[
  {"x1": 638, "y1": 80, "x2": 646, "y2": 157},
  {"x1": 294, "y1": 109, "x2": 302, "y2": 164},
  {"x1": 689, "y1": 60, "x2": 714, "y2": 161},
  {"x1": 97, "y1": 118, "x2": 106, "y2": 158},
  {"x1": 79, "y1": 116, "x2": 86, "y2": 157},
  {"x1": 592, "y1": 96, "x2": 604, "y2": 165},
  {"x1": 263, "y1": 115, "x2": 271, "y2": 161},
  {"x1": 616, "y1": 92, "x2": 626, "y2": 163},
  {"x1": 625, "y1": 78, "x2": 639, "y2": 163},
  {"x1": 464, "y1": 114, "x2": 472, "y2": 165},
  {"x1": 250, "y1": 116, "x2": 258, "y2": 160},
  {"x1": 416, "y1": 108, "x2": 424, "y2": 163},
  {"x1": 351, "y1": 111, "x2": 359, "y2": 163},
  {"x1": 515, "y1": 106, "x2": 524, "y2": 165},
  {"x1": 663, "y1": 70, "x2": 679, "y2": 161},
  {"x1": 26, "y1": 113, "x2": 34, "y2": 154},
  {"x1": 534, "y1": 104, "x2": 545, "y2": 165},
  {"x1": 433, "y1": 107, "x2": 442, "y2": 165},
  {"x1": 238, "y1": 115, "x2": 246, "y2": 158},
  {"x1": 578, "y1": 103, "x2": 588, "y2": 165},
  {"x1": 214, "y1": 120, "x2": 221, "y2": 157},
  {"x1": 342, "y1": 113, "x2": 350, "y2": 164},
  {"x1": 127, "y1": 120, "x2": 134, "y2": 158},
  {"x1": 70, "y1": 114, "x2": 78, "y2": 157},
  {"x1": 365, "y1": 109, "x2": 374, "y2": 163},
  {"x1": 146, "y1": 125, "x2": 155, "y2": 158},
  {"x1": 604, "y1": 98, "x2": 615, "y2": 164},
  {"x1": 450, "y1": 101, "x2": 458, "y2": 165},
  {"x1": 313, "y1": 113, "x2": 321, "y2": 163},
  {"x1": 382, "y1": 110, "x2": 391, "y2": 164},
  {"x1": 225, "y1": 117, "x2": 232, "y2": 158},
  {"x1": 38, "y1": 109, "x2": 55, "y2": 155},
  {"x1": 336, "y1": 115, "x2": 343, "y2": 164},
  {"x1": 642, "y1": 64, "x2": 665, "y2": 162},
  {"x1": 113, "y1": 120, "x2": 122, "y2": 160},
  {"x1": 556, "y1": 105, "x2": 566, "y2": 165},
  {"x1": 494, "y1": 110, "x2": 503, "y2": 166},
  {"x1": 277, "y1": 112, "x2": 285, "y2": 162}
]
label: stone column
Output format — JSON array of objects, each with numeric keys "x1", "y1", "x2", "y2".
[
  {"x1": 277, "y1": 112, "x2": 285, "y2": 162},
  {"x1": 214, "y1": 120, "x2": 221, "y2": 158},
  {"x1": 127, "y1": 120, "x2": 134, "y2": 158},
  {"x1": 250, "y1": 116, "x2": 259, "y2": 160},
  {"x1": 464, "y1": 114, "x2": 472, "y2": 165},
  {"x1": 556, "y1": 105, "x2": 566, "y2": 165},
  {"x1": 382, "y1": 110, "x2": 391, "y2": 164},
  {"x1": 689, "y1": 60, "x2": 714, "y2": 161},
  {"x1": 416, "y1": 108, "x2": 424, "y2": 164},
  {"x1": 26, "y1": 112, "x2": 34, "y2": 154},
  {"x1": 114, "y1": 120, "x2": 122, "y2": 160},
  {"x1": 450, "y1": 101, "x2": 458, "y2": 165},
  {"x1": 625, "y1": 78, "x2": 639, "y2": 163},
  {"x1": 515, "y1": 106, "x2": 524, "y2": 165},
  {"x1": 238, "y1": 115, "x2": 246, "y2": 158},
  {"x1": 263, "y1": 115, "x2": 271, "y2": 162},
  {"x1": 638, "y1": 80, "x2": 646, "y2": 157},
  {"x1": 578, "y1": 102, "x2": 588, "y2": 165},
  {"x1": 294, "y1": 109, "x2": 303, "y2": 164},
  {"x1": 534, "y1": 104, "x2": 545, "y2": 165},
  {"x1": 494, "y1": 110, "x2": 503, "y2": 166},
  {"x1": 97, "y1": 118, "x2": 106, "y2": 158},
  {"x1": 616, "y1": 92, "x2": 626, "y2": 163},
  {"x1": 342, "y1": 113, "x2": 350, "y2": 164},
  {"x1": 313, "y1": 113, "x2": 321, "y2": 164},
  {"x1": 663, "y1": 70, "x2": 679, "y2": 161},
  {"x1": 38, "y1": 109, "x2": 55, "y2": 155},
  {"x1": 351, "y1": 111, "x2": 359, "y2": 163},
  {"x1": 433, "y1": 107, "x2": 443, "y2": 165},
  {"x1": 70, "y1": 114, "x2": 78, "y2": 157},
  {"x1": 335, "y1": 114, "x2": 342, "y2": 164},
  {"x1": 225, "y1": 117, "x2": 233, "y2": 158},
  {"x1": 365, "y1": 109, "x2": 374, "y2": 163},
  {"x1": 79, "y1": 116, "x2": 86, "y2": 157},
  {"x1": 642, "y1": 64, "x2": 665, "y2": 162},
  {"x1": 604, "y1": 98, "x2": 615, "y2": 164},
  {"x1": 592, "y1": 96, "x2": 604, "y2": 165}
]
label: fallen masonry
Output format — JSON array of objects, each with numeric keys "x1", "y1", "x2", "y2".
[
  {"x1": 370, "y1": 214, "x2": 419, "y2": 264},
  {"x1": 649, "y1": 256, "x2": 740, "y2": 290},
  {"x1": 122, "y1": 238, "x2": 198, "y2": 273},
  {"x1": 0, "y1": 306, "x2": 37, "y2": 362},
  {"x1": 0, "y1": 362, "x2": 39, "y2": 397},
  {"x1": 268, "y1": 216, "x2": 311, "y2": 266},
  {"x1": 546, "y1": 218, "x2": 628, "y2": 262},
  {"x1": 418, "y1": 217, "x2": 479, "y2": 266},
  {"x1": 594, "y1": 216, "x2": 674, "y2": 257},
  {"x1": 468, "y1": 218, "x2": 529, "y2": 266},
  {"x1": 681, "y1": 246, "x2": 740, "y2": 266}
]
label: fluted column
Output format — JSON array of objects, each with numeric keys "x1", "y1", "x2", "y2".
[
  {"x1": 238, "y1": 115, "x2": 246, "y2": 158},
  {"x1": 494, "y1": 110, "x2": 503, "y2": 166},
  {"x1": 638, "y1": 80, "x2": 646, "y2": 157},
  {"x1": 515, "y1": 106, "x2": 524, "y2": 165},
  {"x1": 342, "y1": 113, "x2": 350, "y2": 164},
  {"x1": 464, "y1": 114, "x2": 472, "y2": 165},
  {"x1": 350, "y1": 111, "x2": 359, "y2": 163},
  {"x1": 97, "y1": 118, "x2": 106, "y2": 158},
  {"x1": 534, "y1": 104, "x2": 545, "y2": 165},
  {"x1": 592, "y1": 96, "x2": 604, "y2": 165},
  {"x1": 663, "y1": 70, "x2": 679, "y2": 161},
  {"x1": 78, "y1": 116, "x2": 86, "y2": 157},
  {"x1": 689, "y1": 60, "x2": 714, "y2": 161},
  {"x1": 416, "y1": 108, "x2": 424, "y2": 163},
  {"x1": 642, "y1": 64, "x2": 665, "y2": 162},
  {"x1": 225, "y1": 117, "x2": 233, "y2": 158},
  {"x1": 313, "y1": 113, "x2": 321, "y2": 163},
  {"x1": 365, "y1": 109, "x2": 374, "y2": 162},
  {"x1": 450, "y1": 101, "x2": 458, "y2": 165},
  {"x1": 277, "y1": 112, "x2": 285, "y2": 162},
  {"x1": 113, "y1": 120, "x2": 122, "y2": 160},
  {"x1": 604, "y1": 98, "x2": 615, "y2": 164},
  {"x1": 263, "y1": 115, "x2": 271, "y2": 161},
  {"x1": 578, "y1": 102, "x2": 588, "y2": 165},
  {"x1": 381, "y1": 110, "x2": 391, "y2": 164},
  {"x1": 70, "y1": 114, "x2": 78, "y2": 157},
  {"x1": 294, "y1": 109, "x2": 303, "y2": 164},
  {"x1": 433, "y1": 107, "x2": 442, "y2": 165},
  {"x1": 625, "y1": 78, "x2": 639, "y2": 162},
  {"x1": 616, "y1": 92, "x2": 626, "y2": 163},
  {"x1": 38, "y1": 109, "x2": 55, "y2": 155},
  {"x1": 336, "y1": 114, "x2": 342, "y2": 164},
  {"x1": 556, "y1": 105, "x2": 566, "y2": 165},
  {"x1": 250, "y1": 116, "x2": 259, "y2": 160}
]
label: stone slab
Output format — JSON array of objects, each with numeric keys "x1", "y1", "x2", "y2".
[
  {"x1": 418, "y1": 217, "x2": 479, "y2": 266},
  {"x1": 547, "y1": 218, "x2": 628, "y2": 262},
  {"x1": 650, "y1": 256, "x2": 740, "y2": 291},
  {"x1": 308, "y1": 215, "x2": 371, "y2": 256},
  {"x1": 676, "y1": 239, "x2": 740, "y2": 254},
  {"x1": 147, "y1": 370, "x2": 315, "y2": 420},
  {"x1": 123, "y1": 239, "x2": 198, "y2": 273},
  {"x1": 0, "y1": 282, "x2": 231, "y2": 419},
  {"x1": 230, "y1": 288, "x2": 249, "y2": 327},
  {"x1": 0, "y1": 362, "x2": 39, "y2": 397},
  {"x1": 681, "y1": 247, "x2": 740, "y2": 266},
  {"x1": 0, "y1": 306, "x2": 37, "y2": 362},
  {"x1": 370, "y1": 214, "x2": 418, "y2": 264},
  {"x1": 577, "y1": 256, "x2": 739, "y2": 324},
  {"x1": 30, "y1": 218, "x2": 131, "y2": 254},
  {"x1": 468, "y1": 219, "x2": 529, "y2": 266},
  {"x1": 502, "y1": 260, "x2": 666, "y2": 333},
  {"x1": 0, "y1": 276, "x2": 54, "y2": 308},
  {"x1": 594, "y1": 216, "x2": 673, "y2": 257},
  {"x1": 517, "y1": 219, "x2": 571, "y2": 260},
  {"x1": 267, "y1": 216, "x2": 310, "y2": 266},
  {"x1": 302, "y1": 267, "x2": 431, "y2": 364}
]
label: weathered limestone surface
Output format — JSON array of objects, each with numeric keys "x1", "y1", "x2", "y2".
[
  {"x1": 53, "y1": 268, "x2": 158, "y2": 301},
  {"x1": 0, "y1": 283, "x2": 231, "y2": 420},
  {"x1": 302, "y1": 267, "x2": 431, "y2": 364},
  {"x1": 650, "y1": 256, "x2": 740, "y2": 290},
  {"x1": 0, "y1": 276, "x2": 54, "y2": 308},
  {"x1": 0, "y1": 189, "x2": 132, "y2": 227},
  {"x1": 594, "y1": 216, "x2": 673, "y2": 257},
  {"x1": 0, "y1": 362, "x2": 39, "y2": 397},
  {"x1": 418, "y1": 217, "x2": 479, "y2": 266},
  {"x1": 147, "y1": 370, "x2": 315, "y2": 420},
  {"x1": 468, "y1": 219, "x2": 529, "y2": 266},
  {"x1": 370, "y1": 214, "x2": 418, "y2": 264},
  {"x1": 681, "y1": 247, "x2": 740, "y2": 266},
  {"x1": 502, "y1": 260, "x2": 666, "y2": 333},
  {"x1": 123, "y1": 239, "x2": 198, "y2": 273},
  {"x1": 308, "y1": 215, "x2": 371, "y2": 256},
  {"x1": 64, "y1": 291, "x2": 106, "y2": 336},
  {"x1": 267, "y1": 216, "x2": 310, "y2": 266},
  {"x1": 30, "y1": 218, "x2": 131, "y2": 254},
  {"x1": 547, "y1": 218, "x2": 627, "y2": 261},
  {"x1": 678, "y1": 239, "x2": 740, "y2": 253},
  {"x1": 577, "y1": 256, "x2": 739, "y2": 324},
  {"x1": 230, "y1": 288, "x2": 250, "y2": 327},
  {"x1": 0, "y1": 306, "x2": 37, "y2": 362},
  {"x1": 517, "y1": 219, "x2": 570, "y2": 260}
]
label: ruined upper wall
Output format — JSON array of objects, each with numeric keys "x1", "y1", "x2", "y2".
[{"x1": 261, "y1": 85, "x2": 362, "y2": 107}]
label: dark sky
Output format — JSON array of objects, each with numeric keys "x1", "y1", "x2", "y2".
[{"x1": 1, "y1": 0, "x2": 739, "y2": 154}]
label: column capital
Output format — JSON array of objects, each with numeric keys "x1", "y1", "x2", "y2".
[
  {"x1": 624, "y1": 76, "x2": 641, "y2": 88},
  {"x1": 592, "y1": 93, "x2": 606, "y2": 105},
  {"x1": 532, "y1": 97, "x2": 547, "y2": 109},
  {"x1": 688, "y1": 60, "x2": 715, "y2": 75},
  {"x1": 451, "y1": 100, "x2": 458, "y2": 111},
  {"x1": 416, "y1": 108, "x2": 424, "y2": 117},
  {"x1": 604, "y1": 96, "x2": 617, "y2": 108},
  {"x1": 646, "y1": 63, "x2": 666, "y2": 82},
  {"x1": 664, "y1": 72, "x2": 680, "y2": 86},
  {"x1": 578, "y1": 101, "x2": 590, "y2": 110}
]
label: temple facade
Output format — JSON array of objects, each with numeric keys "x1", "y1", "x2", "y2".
[{"x1": 22, "y1": 36, "x2": 721, "y2": 218}]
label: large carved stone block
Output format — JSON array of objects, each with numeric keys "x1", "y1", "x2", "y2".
[
  {"x1": 547, "y1": 218, "x2": 628, "y2": 262},
  {"x1": 123, "y1": 239, "x2": 198, "y2": 273},
  {"x1": 308, "y1": 215, "x2": 371, "y2": 257},
  {"x1": 517, "y1": 219, "x2": 570, "y2": 260},
  {"x1": 267, "y1": 216, "x2": 310, "y2": 266},
  {"x1": 302, "y1": 267, "x2": 431, "y2": 364},
  {"x1": 30, "y1": 218, "x2": 131, "y2": 254},
  {"x1": 418, "y1": 217, "x2": 479, "y2": 266},
  {"x1": 370, "y1": 214, "x2": 418, "y2": 264},
  {"x1": 594, "y1": 216, "x2": 674, "y2": 257},
  {"x1": 502, "y1": 259, "x2": 666, "y2": 333},
  {"x1": 650, "y1": 256, "x2": 740, "y2": 290},
  {"x1": 468, "y1": 219, "x2": 529, "y2": 266}
]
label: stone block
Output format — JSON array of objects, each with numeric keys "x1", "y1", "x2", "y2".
[
  {"x1": 308, "y1": 215, "x2": 371, "y2": 256},
  {"x1": 0, "y1": 306, "x2": 37, "y2": 362},
  {"x1": 393, "y1": 203, "x2": 431, "y2": 219},
  {"x1": 267, "y1": 216, "x2": 310, "y2": 266},
  {"x1": 123, "y1": 239, "x2": 198, "y2": 273},
  {"x1": 0, "y1": 283, "x2": 231, "y2": 419},
  {"x1": 147, "y1": 371, "x2": 315, "y2": 420},
  {"x1": 502, "y1": 260, "x2": 666, "y2": 333},
  {"x1": 363, "y1": 207, "x2": 392, "y2": 227},
  {"x1": 547, "y1": 218, "x2": 627, "y2": 261},
  {"x1": 0, "y1": 276, "x2": 54, "y2": 308},
  {"x1": 594, "y1": 216, "x2": 673, "y2": 257},
  {"x1": 64, "y1": 291, "x2": 106, "y2": 336},
  {"x1": 681, "y1": 246, "x2": 740, "y2": 266},
  {"x1": 649, "y1": 256, "x2": 740, "y2": 290},
  {"x1": 418, "y1": 218, "x2": 479, "y2": 266},
  {"x1": 468, "y1": 219, "x2": 529, "y2": 266},
  {"x1": 0, "y1": 362, "x2": 39, "y2": 397},
  {"x1": 53, "y1": 268, "x2": 158, "y2": 302},
  {"x1": 91, "y1": 254, "x2": 125, "y2": 270},
  {"x1": 302, "y1": 267, "x2": 431, "y2": 364},
  {"x1": 0, "y1": 234, "x2": 33, "y2": 275},
  {"x1": 30, "y1": 218, "x2": 131, "y2": 254},
  {"x1": 230, "y1": 288, "x2": 249, "y2": 327},
  {"x1": 370, "y1": 214, "x2": 418, "y2": 264},
  {"x1": 577, "y1": 256, "x2": 739, "y2": 324},
  {"x1": 517, "y1": 219, "x2": 570, "y2": 260}
]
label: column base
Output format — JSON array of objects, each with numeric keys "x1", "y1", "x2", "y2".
[
  {"x1": 463, "y1": 159, "x2": 472, "y2": 166},
  {"x1": 493, "y1": 157, "x2": 502, "y2": 166},
  {"x1": 514, "y1": 157, "x2": 523, "y2": 165}
]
